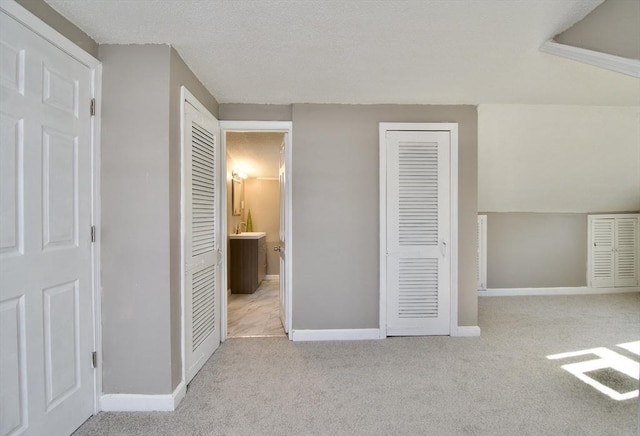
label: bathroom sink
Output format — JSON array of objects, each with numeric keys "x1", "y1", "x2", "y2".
[{"x1": 229, "y1": 232, "x2": 266, "y2": 239}]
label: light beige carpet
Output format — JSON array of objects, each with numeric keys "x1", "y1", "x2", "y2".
[{"x1": 74, "y1": 293, "x2": 639, "y2": 435}]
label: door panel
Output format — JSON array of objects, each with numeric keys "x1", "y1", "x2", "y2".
[
  {"x1": 386, "y1": 131, "x2": 450, "y2": 336},
  {"x1": 614, "y1": 218, "x2": 638, "y2": 287},
  {"x1": 590, "y1": 218, "x2": 615, "y2": 288},
  {"x1": 184, "y1": 102, "x2": 221, "y2": 384},
  {"x1": 0, "y1": 10, "x2": 94, "y2": 436}
]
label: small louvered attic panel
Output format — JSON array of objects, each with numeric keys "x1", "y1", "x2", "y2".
[
  {"x1": 397, "y1": 141, "x2": 438, "y2": 246},
  {"x1": 192, "y1": 265, "x2": 216, "y2": 351},
  {"x1": 589, "y1": 215, "x2": 639, "y2": 288},
  {"x1": 191, "y1": 122, "x2": 216, "y2": 257}
]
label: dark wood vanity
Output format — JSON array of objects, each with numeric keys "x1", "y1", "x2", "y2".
[{"x1": 230, "y1": 233, "x2": 266, "y2": 294}]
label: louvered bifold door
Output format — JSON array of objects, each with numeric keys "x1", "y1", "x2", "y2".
[
  {"x1": 184, "y1": 102, "x2": 221, "y2": 384},
  {"x1": 614, "y1": 217, "x2": 639, "y2": 287},
  {"x1": 589, "y1": 217, "x2": 615, "y2": 288},
  {"x1": 386, "y1": 131, "x2": 450, "y2": 336}
]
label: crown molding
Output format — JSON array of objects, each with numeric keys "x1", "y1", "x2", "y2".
[{"x1": 540, "y1": 40, "x2": 640, "y2": 78}]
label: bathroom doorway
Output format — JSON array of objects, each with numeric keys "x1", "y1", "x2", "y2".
[{"x1": 220, "y1": 122, "x2": 293, "y2": 339}]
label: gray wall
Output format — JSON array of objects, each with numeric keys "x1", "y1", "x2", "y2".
[
  {"x1": 221, "y1": 103, "x2": 479, "y2": 329},
  {"x1": 556, "y1": 0, "x2": 640, "y2": 59},
  {"x1": 220, "y1": 104, "x2": 292, "y2": 121},
  {"x1": 100, "y1": 44, "x2": 219, "y2": 395},
  {"x1": 98, "y1": 45, "x2": 172, "y2": 394},
  {"x1": 483, "y1": 213, "x2": 588, "y2": 289},
  {"x1": 168, "y1": 47, "x2": 219, "y2": 390},
  {"x1": 16, "y1": 0, "x2": 98, "y2": 57},
  {"x1": 292, "y1": 104, "x2": 478, "y2": 328}
]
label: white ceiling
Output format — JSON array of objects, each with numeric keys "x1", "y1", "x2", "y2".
[
  {"x1": 226, "y1": 132, "x2": 283, "y2": 179},
  {"x1": 45, "y1": 0, "x2": 640, "y2": 105}
]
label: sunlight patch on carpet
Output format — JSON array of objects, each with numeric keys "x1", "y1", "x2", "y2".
[{"x1": 547, "y1": 341, "x2": 639, "y2": 401}]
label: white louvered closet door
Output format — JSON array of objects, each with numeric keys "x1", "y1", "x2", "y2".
[
  {"x1": 386, "y1": 131, "x2": 450, "y2": 336},
  {"x1": 184, "y1": 102, "x2": 220, "y2": 384}
]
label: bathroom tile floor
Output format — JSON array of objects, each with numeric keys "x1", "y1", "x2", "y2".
[{"x1": 227, "y1": 279, "x2": 285, "y2": 337}]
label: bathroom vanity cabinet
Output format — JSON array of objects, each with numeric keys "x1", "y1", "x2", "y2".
[{"x1": 230, "y1": 233, "x2": 266, "y2": 294}]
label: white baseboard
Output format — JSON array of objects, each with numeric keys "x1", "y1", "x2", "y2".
[
  {"x1": 452, "y1": 326, "x2": 481, "y2": 337},
  {"x1": 264, "y1": 274, "x2": 279, "y2": 280},
  {"x1": 479, "y1": 287, "x2": 640, "y2": 297},
  {"x1": 100, "y1": 382, "x2": 186, "y2": 412},
  {"x1": 292, "y1": 328, "x2": 382, "y2": 342}
]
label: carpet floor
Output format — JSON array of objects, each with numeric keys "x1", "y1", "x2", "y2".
[{"x1": 74, "y1": 293, "x2": 640, "y2": 435}]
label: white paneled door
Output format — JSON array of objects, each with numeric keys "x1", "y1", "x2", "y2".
[
  {"x1": 183, "y1": 98, "x2": 221, "y2": 384},
  {"x1": 0, "y1": 10, "x2": 95, "y2": 436},
  {"x1": 385, "y1": 130, "x2": 451, "y2": 336}
]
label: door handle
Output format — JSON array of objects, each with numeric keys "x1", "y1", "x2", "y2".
[
  {"x1": 273, "y1": 246, "x2": 281, "y2": 252},
  {"x1": 440, "y1": 241, "x2": 447, "y2": 257}
]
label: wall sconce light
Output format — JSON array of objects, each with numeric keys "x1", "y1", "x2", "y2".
[{"x1": 232, "y1": 170, "x2": 247, "y2": 181}]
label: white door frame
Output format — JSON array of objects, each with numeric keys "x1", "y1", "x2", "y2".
[
  {"x1": 379, "y1": 123, "x2": 458, "y2": 337},
  {"x1": 219, "y1": 121, "x2": 293, "y2": 340},
  {"x1": 1, "y1": 1, "x2": 103, "y2": 413},
  {"x1": 477, "y1": 215, "x2": 487, "y2": 290}
]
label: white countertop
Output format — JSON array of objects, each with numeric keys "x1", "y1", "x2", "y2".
[{"x1": 229, "y1": 232, "x2": 266, "y2": 239}]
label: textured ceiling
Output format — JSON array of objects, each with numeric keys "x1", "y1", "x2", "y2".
[
  {"x1": 45, "y1": 0, "x2": 640, "y2": 105},
  {"x1": 227, "y1": 132, "x2": 283, "y2": 179}
]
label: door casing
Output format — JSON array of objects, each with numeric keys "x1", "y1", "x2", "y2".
[
  {"x1": 379, "y1": 123, "x2": 459, "y2": 337},
  {"x1": 219, "y1": 121, "x2": 293, "y2": 340}
]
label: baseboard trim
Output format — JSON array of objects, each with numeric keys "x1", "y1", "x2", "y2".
[
  {"x1": 100, "y1": 382, "x2": 186, "y2": 412},
  {"x1": 452, "y1": 326, "x2": 481, "y2": 337},
  {"x1": 264, "y1": 274, "x2": 279, "y2": 280},
  {"x1": 479, "y1": 287, "x2": 640, "y2": 297},
  {"x1": 292, "y1": 328, "x2": 382, "y2": 342}
]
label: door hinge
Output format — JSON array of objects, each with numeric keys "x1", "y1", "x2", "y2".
[
  {"x1": 91, "y1": 351, "x2": 97, "y2": 368},
  {"x1": 90, "y1": 98, "x2": 96, "y2": 116},
  {"x1": 90, "y1": 225, "x2": 96, "y2": 243}
]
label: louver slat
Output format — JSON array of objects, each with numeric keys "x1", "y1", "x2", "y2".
[
  {"x1": 398, "y1": 142, "x2": 438, "y2": 246},
  {"x1": 192, "y1": 265, "x2": 216, "y2": 351},
  {"x1": 191, "y1": 122, "x2": 216, "y2": 257}
]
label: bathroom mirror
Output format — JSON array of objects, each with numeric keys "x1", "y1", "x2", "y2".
[{"x1": 232, "y1": 178, "x2": 242, "y2": 216}]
